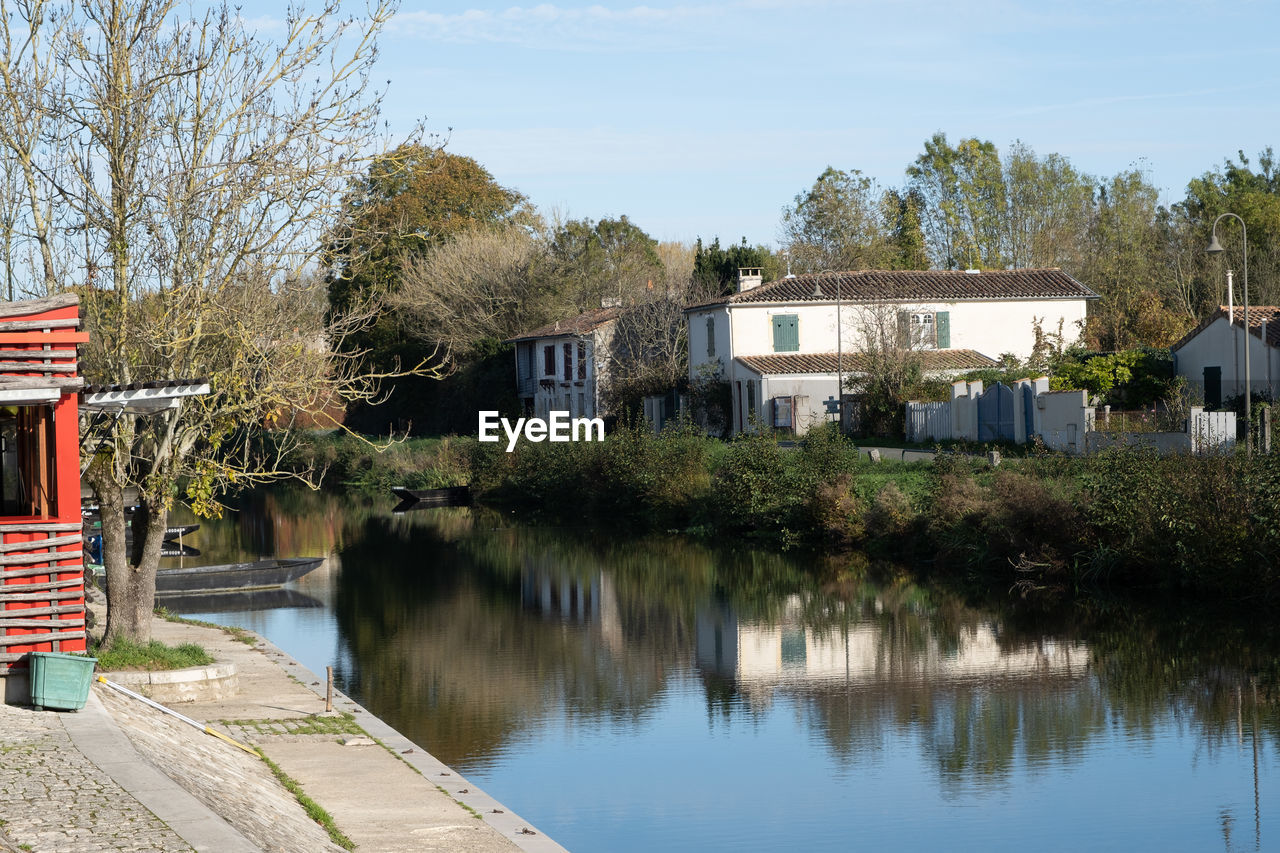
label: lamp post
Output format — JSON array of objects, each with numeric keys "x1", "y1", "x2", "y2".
[
  {"x1": 1206, "y1": 213, "x2": 1250, "y2": 456},
  {"x1": 817, "y1": 271, "x2": 843, "y2": 431}
]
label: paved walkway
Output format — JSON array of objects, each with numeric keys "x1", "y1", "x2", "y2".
[{"x1": 0, "y1": 593, "x2": 567, "y2": 853}]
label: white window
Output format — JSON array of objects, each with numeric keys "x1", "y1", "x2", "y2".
[{"x1": 910, "y1": 313, "x2": 936, "y2": 348}]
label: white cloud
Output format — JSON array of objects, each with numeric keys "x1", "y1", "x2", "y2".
[{"x1": 391, "y1": 3, "x2": 728, "y2": 51}]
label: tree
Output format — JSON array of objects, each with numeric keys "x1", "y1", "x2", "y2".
[
  {"x1": 603, "y1": 276, "x2": 720, "y2": 415},
  {"x1": 0, "y1": 0, "x2": 420, "y2": 643},
  {"x1": 691, "y1": 236, "x2": 780, "y2": 294},
  {"x1": 1001, "y1": 142, "x2": 1092, "y2": 270},
  {"x1": 1079, "y1": 169, "x2": 1192, "y2": 349},
  {"x1": 1178, "y1": 148, "x2": 1280, "y2": 308},
  {"x1": 880, "y1": 189, "x2": 930, "y2": 271},
  {"x1": 907, "y1": 133, "x2": 1007, "y2": 269},
  {"x1": 542, "y1": 215, "x2": 664, "y2": 311},
  {"x1": 844, "y1": 302, "x2": 936, "y2": 436},
  {"x1": 326, "y1": 145, "x2": 532, "y2": 371},
  {"x1": 391, "y1": 223, "x2": 546, "y2": 358},
  {"x1": 780, "y1": 167, "x2": 894, "y2": 273}
]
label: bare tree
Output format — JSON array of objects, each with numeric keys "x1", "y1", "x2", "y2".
[
  {"x1": 0, "y1": 0, "x2": 431, "y2": 643},
  {"x1": 603, "y1": 277, "x2": 720, "y2": 414},
  {"x1": 392, "y1": 223, "x2": 546, "y2": 361},
  {"x1": 844, "y1": 302, "x2": 934, "y2": 435},
  {"x1": 0, "y1": 0, "x2": 73, "y2": 296}
]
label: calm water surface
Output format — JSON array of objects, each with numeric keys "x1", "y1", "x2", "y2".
[{"x1": 168, "y1": 490, "x2": 1280, "y2": 853}]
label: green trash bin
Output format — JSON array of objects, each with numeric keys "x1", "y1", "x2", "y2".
[{"x1": 29, "y1": 651, "x2": 98, "y2": 711}]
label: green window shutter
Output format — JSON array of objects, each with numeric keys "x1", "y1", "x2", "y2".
[
  {"x1": 935, "y1": 311, "x2": 950, "y2": 348},
  {"x1": 706, "y1": 317, "x2": 716, "y2": 358},
  {"x1": 772, "y1": 314, "x2": 799, "y2": 352}
]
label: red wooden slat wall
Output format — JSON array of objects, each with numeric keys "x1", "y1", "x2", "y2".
[{"x1": 0, "y1": 296, "x2": 87, "y2": 672}]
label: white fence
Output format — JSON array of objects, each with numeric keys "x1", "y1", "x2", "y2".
[
  {"x1": 905, "y1": 401, "x2": 952, "y2": 442},
  {"x1": 907, "y1": 381, "x2": 1237, "y2": 456}
]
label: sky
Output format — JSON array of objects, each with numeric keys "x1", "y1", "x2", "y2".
[{"x1": 366, "y1": 0, "x2": 1280, "y2": 248}]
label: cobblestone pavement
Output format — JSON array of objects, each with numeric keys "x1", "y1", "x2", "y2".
[
  {"x1": 94, "y1": 686, "x2": 343, "y2": 853},
  {"x1": 0, "y1": 701, "x2": 192, "y2": 853}
]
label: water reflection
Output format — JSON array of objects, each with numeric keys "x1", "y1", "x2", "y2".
[{"x1": 173, "y1": 490, "x2": 1279, "y2": 853}]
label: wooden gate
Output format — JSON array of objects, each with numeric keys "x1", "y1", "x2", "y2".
[
  {"x1": 978, "y1": 382, "x2": 1015, "y2": 442},
  {"x1": 906, "y1": 401, "x2": 952, "y2": 442}
]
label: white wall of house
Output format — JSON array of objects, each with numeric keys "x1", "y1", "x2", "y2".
[
  {"x1": 689, "y1": 309, "x2": 733, "y2": 380},
  {"x1": 689, "y1": 297, "x2": 1087, "y2": 380},
  {"x1": 726, "y1": 362, "x2": 840, "y2": 435},
  {"x1": 1174, "y1": 316, "x2": 1280, "y2": 403}
]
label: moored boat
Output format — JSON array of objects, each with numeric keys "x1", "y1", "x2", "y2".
[
  {"x1": 391, "y1": 485, "x2": 471, "y2": 508},
  {"x1": 150, "y1": 557, "x2": 324, "y2": 595}
]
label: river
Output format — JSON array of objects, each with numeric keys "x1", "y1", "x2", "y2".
[{"x1": 167, "y1": 488, "x2": 1279, "y2": 853}]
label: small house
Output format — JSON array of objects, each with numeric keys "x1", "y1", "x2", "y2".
[
  {"x1": 507, "y1": 306, "x2": 621, "y2": 421},
  {"x1": 686, "y1": 267, "x2": 1097, "y2": 435},
  {"x1": 0, "y1": 294, "x2": 88, "y2": 690},
  {"x1": 1171, "y1": 305, "x2": 1280, "y2": 408}
]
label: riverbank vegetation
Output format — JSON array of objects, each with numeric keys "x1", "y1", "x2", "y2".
[
  {"x1": 92, "y1": 638, "x2": 214, "y2": 672},
  {"x1": 283, "y1": 424, "x2": 1279, "y2": 607}
]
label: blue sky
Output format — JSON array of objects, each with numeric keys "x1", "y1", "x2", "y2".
[{"x1": 369, "y1": 0, "x2": 1280, "y2": 248}]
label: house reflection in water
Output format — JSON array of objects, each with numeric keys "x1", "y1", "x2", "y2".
[
  {"x1": 695, "y1": 595, "x2": 1087, "y2": 710},
  {"x1": 520, "y1": 565, "x2": 626, "y2": 656}
]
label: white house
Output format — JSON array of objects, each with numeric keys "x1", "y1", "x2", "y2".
[
  {"x1": 507, "y1": 306, "x2": 621, "y2": 420},
  {"x1": 685, "y1": 267, "x2": 1097, "y2": 435},
  {"x1": 1171, "y1": 305, "x2": 1280, "y2": 408}
]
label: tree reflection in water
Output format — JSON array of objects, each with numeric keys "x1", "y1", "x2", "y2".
[{"x1": 177, "y1": 487, "x2": 1279, "y2": 849}]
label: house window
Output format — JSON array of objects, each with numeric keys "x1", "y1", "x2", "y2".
[
  {"x1": 772, "y1": 314, "x2": 799, "y2": 352},
  {"x1": 577, "y1": 341, "x2": 587, "y2": 379},
  {"x1": 544, "y1": 345, "x2": 555, "y2": 376},
  {"x1": 706, "y1": 317, "x2": 716, "y2": 358},
  {"x1": 746, "y1": 380, "x2": 756, "y2": 421},
  {"x1": 911, "y1": 312, "x2": 934, "y2": 348},
  {"x1": 579, "y1": 392, "x2": 586, "y2": 416},
  {"x1": 563, "y1": 343, "x2": 572, "y2": 381}
]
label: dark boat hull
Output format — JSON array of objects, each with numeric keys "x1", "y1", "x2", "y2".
[
  {"x1": 391, "y1": 485, "x2": 471, "y2": 508},
  {"x1": 157, "y1": 588, "x2": 324, "y2": 613},
  {"x1": 153, "y1": 557, "x2": 323, "y2": 594}
]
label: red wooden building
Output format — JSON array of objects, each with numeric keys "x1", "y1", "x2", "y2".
[{"x1": 0, "y1": 294, "x2": 88, "y2": 676}]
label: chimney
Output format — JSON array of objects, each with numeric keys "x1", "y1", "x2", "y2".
[{"x1": 737, "y1": 267, "x2": 763, "y2": 292}]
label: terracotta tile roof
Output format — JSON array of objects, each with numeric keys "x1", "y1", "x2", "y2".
[
  {"x1": 1171, "y1": 305, "x2": 1280, "y2": 352},
  {"x1": 688, "y1": 268, "x2": 1098, "y2": 309},
  {"x1": 736, "y1": 349, "x2": 997, "y2": 376},
  {"x1": 506, "y1": 306, "x2": 623, "y2": 343}
]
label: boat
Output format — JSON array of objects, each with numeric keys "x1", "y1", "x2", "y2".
[
  {"x1": 154, "y1": 587, "x2": 323, "y2": 614},
  {"x1": 391, "y1": 485, "x2": 471, "y2": 508},
  {"x1": 151, "y1": 557, "x2": 324, "y2": 595}
]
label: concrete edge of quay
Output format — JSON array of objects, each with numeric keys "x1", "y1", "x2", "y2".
[{"x1": 246, "y1": 632, "x2": 571, "y2": 853}]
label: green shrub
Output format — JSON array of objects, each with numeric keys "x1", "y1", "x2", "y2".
[
  {"x1": 93, "y1": 639, "x2": 214, "y2": 671},
  {"x1": 866, "y1": 481, "x2": 916, "y2": 539}
]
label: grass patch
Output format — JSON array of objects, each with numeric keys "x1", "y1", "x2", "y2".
[
  {"x1": 256, "y1": 749, "x2": 354, "y2": 850},
  {"x1": 217, "y1": 713, "x2": 365, "y2": 737},
  {"x1": 92, "y1": 638, "x2": 213, "y2": 671},
  {"x1": 155, "y1": 608, "x2": 258, "y2": 645}
]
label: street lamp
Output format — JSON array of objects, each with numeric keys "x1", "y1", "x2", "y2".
[
  {"x1": 1206, "y1": 212, "x2": 1250, "y2": 455},
  {"x1": 817, "y1": 271, "x2": 843, "y2": 431}
]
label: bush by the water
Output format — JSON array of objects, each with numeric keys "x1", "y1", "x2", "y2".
[{"x1": 276, "y1": 423, "x2": 1280, "y2": 605}]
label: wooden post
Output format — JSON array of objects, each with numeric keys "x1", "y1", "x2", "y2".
[
  {"x1": 1262, "y1": 406, "x2": 1271, "y2": 454},
  {"x1": 325, "y1": 666, "x2": 333, "y2": 712}
]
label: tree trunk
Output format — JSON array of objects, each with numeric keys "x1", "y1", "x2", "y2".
[{"x1": 90, "y1": 461, "x2": 168, "y2": 646}]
